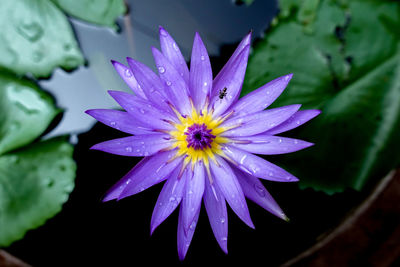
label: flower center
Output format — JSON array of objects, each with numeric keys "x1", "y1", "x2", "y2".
[{"x1": 185, "y1": 123, "x2": 215, "y2": 150}]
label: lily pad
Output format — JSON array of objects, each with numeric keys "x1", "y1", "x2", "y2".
[
  {"x1": 51, "y1": 0, "x2": 127, "y2": 30},
  {"x1": 242, "y1": 0, "x2": 400, "y2": 193},
  {"x1": 0, "y1": 72, "x2": 60, "y2": 155},
  {"x1": 0, "y1": 137, "x2": 76, "y2": 246},
  {"x1": 0, "y1": 0, "x2": 84, "y2": 77},
  {"x1": 0, "y1": 74, "x2": 76, "y2": 246}
]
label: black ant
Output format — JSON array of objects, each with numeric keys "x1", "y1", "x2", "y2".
[{"x1": 219, "y1": 87, "x2": 227, "y2": 100}]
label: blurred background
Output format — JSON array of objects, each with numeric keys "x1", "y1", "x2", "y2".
[{"x1": 0, "y1": 0, "x2": 399, "y2": 266}]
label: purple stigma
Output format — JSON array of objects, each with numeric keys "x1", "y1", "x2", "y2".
[{"x1": 184, "y1": 123, "x2": 215, "y2": 150}]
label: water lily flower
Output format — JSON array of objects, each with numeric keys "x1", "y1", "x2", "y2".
[{"x1": 86, "y1": 26, "x2": 320, "y2": 260}]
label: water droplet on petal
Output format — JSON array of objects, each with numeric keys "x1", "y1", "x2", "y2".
[
  {"x1": 278, "y1": 138, "x2": 282, "y2": 143},
  {"x1": 166, "y1": 81, "x2": 172, "y2": 86},
  {"x1": 110, "y1": 121, "x2": 116, "y2": 127},
  {"x1": 203, "y1": 82, "x2": 208, "y2": 87},
  {"x1": 220, "y1": 218, "x2": 226, "y2": 224},
  {"x1": 221, "y1": 237, "x2": 227, "y2": 242},
  {"x1": 173, "y1": 42, "x2": 179, "y2": 51},
  {"x1": 125, "y1": 146, "x2": 132, "y2": 152},
  {"x1": 158, "y1": 66, "x2": 165, "y2": 73},
  {"x1": 144, "y1": 151, "x2": 149, "y2": 156},
  {"x1": 254, "y1": 183, "x2": 266, "y2": 197},
  {"x1": 125, "y1": 69, "x2": 132, "y2": 77},
  {"x1": 200, "y1": 55, "x2": 205, "y2": 61},
  {"x1": 139, "y1": 108, "x2": 145, "y2": 114}
]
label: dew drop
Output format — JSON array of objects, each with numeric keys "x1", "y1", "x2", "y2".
[
  {"x1": 139, "y1": 108, "x2": 145, "y2": 114},
  {"x1": 166, "y1": 81, "x2": 172, "y2": 86},
  {"x1": 278, "y1": 138, "x2": 282, "y2": 143},
  {"x1": 173, "y1": 42, "x2": 179, "y2": 51},
  {"x1": 220, "y1": 218, "x2": 226, "y2": 224},
  {"x1": 17, "y1": 21, "x2": 43, "y2": 42},
  {"x1": 160, "y1": 29, "x2": 168, "y2": 37},
  {"x1": 296, "y1": 120, "x2": 301, "y2": 125},
  {"x1": 200, "y1": 55, "x2": 205, "y2": 61},
  {"x1": 221, "y1": 237, "x2": 227, "y2": 242},
  {"x1": 254, "y1": 183, "x2": 266, "y2": 197},
  {"x1": 203, "y1": 82, "x2": 208, "y2": 87},
  {"x1": 125, "y1": 146, "x2": 132, "y2": 152},
  {"x1": 110, "y1": 121, "x2": 116, "y2": 127},
  {"x1": 125, "y1": 68, "x2": 132, "y2": 77},
  {"x1": 144, "y1": 151, "x2": 149, "y2": 156},
  {"x1": 294, "y1": 140, "x2": 299, "y2": 144},
  {"x1": 158, "y1": 66, "x2": 165, "y2": 74},
  {"x1": 32, "y1": 50, "x2": 44, "y2": 62}
]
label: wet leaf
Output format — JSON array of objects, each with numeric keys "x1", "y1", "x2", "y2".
[
  {"x1": 0, "y1": 0, "x2": 84, "y2": 77},
  {"x1": 0, "y1": 72, "x2": 60, "y2": 155},
  {"x1": 242, "y1": 0, "x2": 400, "y2": 193},
  {"x1": 51, "y1": 0, "x2": 126, "y2": 30},
  {"x1": 0, "y1": 137, "x2": 76, "y2": 246}
]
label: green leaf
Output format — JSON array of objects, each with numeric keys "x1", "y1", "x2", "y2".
[
  {"x1": 51, "y1": 0, "x2": 127, "y2": 30},
  {"x1": 0, "y1": 0, "x2": 84, "y2": 78},
  {"x1": 0, "y1": 137, "x2": 76, "y2": 246},
  {"x1": 242, "y1": 0, "x2": 400, "y2": 193},
  {"x1": 0, "y1": 72, "x2": 60, "y2": 155}
]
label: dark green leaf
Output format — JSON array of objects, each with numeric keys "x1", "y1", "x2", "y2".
[
  {"x1": 0, "y1": 72, "x2": 60, "y2": 155},
  {"x1": 51, "y1": 0, "x2": 126, "y2": 30},
  {"x1": 0, "y1": 137, "x2": 76, "y2": 246},
  {"x1": 243, "y1": 0, "x2": 400, "y2": 193},
  {"x1": 0, "y1": 0, "x2": 84, "y2": 77}
]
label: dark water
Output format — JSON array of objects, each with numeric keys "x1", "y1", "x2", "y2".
[{"x1": 7, "y1": 0, "x2": 367, "y2": 266}]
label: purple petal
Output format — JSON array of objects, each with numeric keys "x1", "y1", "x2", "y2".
[
  {"x1": 182, "y1": 162, "x2": 205, "y2": 232},
  {"x1": 220, "y1": 104, "x2": 301, "y2": 137},
  {"x1": 85, "y1": 109, "x2": 151, "y2": 135},
  {"x1": 177, "y1": 204, "x2": 200, "y2": 260},
  {"x1": 203, "y1": 175, "x2": 228, "y2": 254},
  {"x1": 159, "y1": 26, "x2": 189, "y2": 84},
  {"x1": 126, "y1": 57, "x2": 172, "y2": 112},
  {"x1": 213, "y1": 31, "x2": 252, "y2": 94},
  {"x1": 189, "y1": 32, "x2": 212, "y2": 110},
  {"x1": 117, "y1": 150, "x2": 183, "y2": 200},
  {"x1": 221, "y1": 145, "x2": 299, "y2": 182},
  {"x1": 230, "y1": 135, "x2": 314, "y2": 155},
  {"x1": 233, "y1": 167, "x2": 288, "y2": 220},
  {"x1": 108, "y1": 90, "x2": 176, "y2": 131},
  {"x1": 264, "y1": 109, "x2": 321, "y2": 135},
  {"x1": 210, "y1": 45, "x2": 250, "y2": 117},
  {"x1": 210, "y1": 156, "x2": 254, "y2": 229},
  {"x1": 152, "y1": 47, "x2": 192, "y2": 115},
  {"x1": 111, "y1": 60, "x2": 146, "y2": 99},
  {"x1": 90, "y1": 134, "x2": 173, "y2": 157},
  {"x1": 230, "y1": 74, "x2": 293, "y2": 117},
  {"x1": 150, "y1": 165, "x2": 186, "y2": 234}
]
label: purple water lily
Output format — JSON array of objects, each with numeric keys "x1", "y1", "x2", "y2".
[{"x1": 86, "y1": 26, "x2": 320, "y2": 260}]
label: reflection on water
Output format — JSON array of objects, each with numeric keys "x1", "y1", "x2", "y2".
[{"x1": 40, "y1": 0, "x2": 277, "y2": 138}]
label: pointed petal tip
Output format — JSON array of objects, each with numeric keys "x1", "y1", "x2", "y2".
[
  {"x1": 159, "y1": 25, "x2": 168, "y2": 36},
  {"x1": 286, "y1": 73, "x2": 294, "y2": 80}
]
